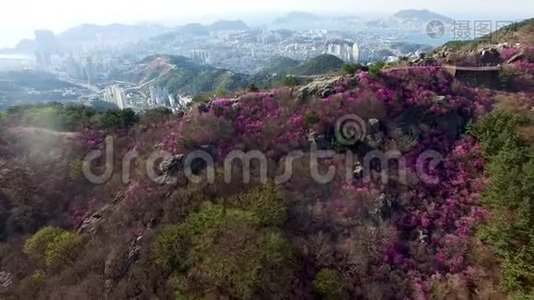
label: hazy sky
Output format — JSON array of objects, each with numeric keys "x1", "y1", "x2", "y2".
[{"x1": 1, "y1": 0, "x2": 532, "y2": 47}]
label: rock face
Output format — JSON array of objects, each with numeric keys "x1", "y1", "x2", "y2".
[
  {"x1": 369, "y1": 193, "x2": 395, "y2": 223},
  {"x1": 104, "y1": 234, "x2": 145, "y2": 295},
  {"x1": 0, "y1": 271, "x2": 13, "y2": 290},
  {"x1": 296, "y1": 75, "x2": 358, "y2": 101},
  {"x1": 78, "y1": 205, "x2": 112, "y2": 236},
  {"x1": 159, "y1": 145, "x2": 216, "y2": 178},
  {"x1": 479, "y1": 47, "x2": 502, "y2": 65},
  {"x1": 160, "y1": 154, "x2": 185, "y2": 176}
]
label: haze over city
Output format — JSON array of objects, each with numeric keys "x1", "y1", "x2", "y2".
[{"x1": 1, "y1": 0, "x2": 532, "y2": 47}]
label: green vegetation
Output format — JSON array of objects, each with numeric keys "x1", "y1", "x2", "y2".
[
  {"x1": 312, "y1": 268, "x2": 345, "y2": 299},
  {"x1": 138, "y1": 107, "x2": 173, "y2": 125},
  {"x1": 151, "y1": 185, "x2": 295, "y2": 299},
  {"x1": 291, "y1": 54, "x2": 345, "y2": 76},
  {"x1": 368, "y1": 61, "x2": 386, "y2": 77},
  {"x1": 23, "y1": 226, "x2": 83, "y2": 268},
  {"x1": 278, "y1": 75, "x2": 300, "y2": 87},
  {"x1": 341, "y1": 63, "x2": 364, "y2": 75},
  {"x1": 469, "y1": 111, "x2": 534, "y2": 297},
  {"x1": 1, "y1": 102, "x2": 138, "y2": 131},
  {"x1": 247, "y1": 83, "x2": 259, "y2": 92}
]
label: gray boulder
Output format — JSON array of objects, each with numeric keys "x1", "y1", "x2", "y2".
[{"x1": 160, "y1": 154, "x2": 185, "y2": 176}]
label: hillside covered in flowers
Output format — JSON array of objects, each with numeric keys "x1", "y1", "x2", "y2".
[{"x1": 0, "y1": 41, "x2": 534, "y2": 299}]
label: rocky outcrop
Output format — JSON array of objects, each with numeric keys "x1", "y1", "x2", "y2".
[
  {"x1": 296, "y1": 75, "x2": 358, "y2": 101},
  {"x1": 159, "y1": 145, "x2": 216, "y2": 178},
  {"x1": 479, "y1": 47, "x2": 502, "y2": 65},
  {"x1": 104, "y1": 234, "x2": 145, "y2": 295},
  {"x1": 77, "y1": 205, "x2": 112, "y2": 236},
  {"x1": 0, "y1": 271, "x2": 13, "y2": 290},
  {"x1": 369, "y1": 193, "x2": 395, "y2": 223},
  {"x1": 160, "y1": 154, "x2": 185, "y2": 176}
]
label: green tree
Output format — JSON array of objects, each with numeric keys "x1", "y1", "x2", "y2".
[
  {"x1": 469, "y1": 111, "x2": 534, "y2": 296},
  {"x1": 151, "y1": 185, "x2": 295, "y2": 299},
  {"x1": 280, "y1": 75, "x2": 299, "y2": 87},
  {"x1": 312, "y1": 268, "x2": 345, "y2": 300},
  {"x1": 341, "y1": 63, "x2": 362, "y2": 75},
  {"x1": 24, "y1": 226, "x2": 83, "y2": 267}
]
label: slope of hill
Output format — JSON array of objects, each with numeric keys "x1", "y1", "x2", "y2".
[
  {"x1": 3, "y1": 56, "x2": 534, "y2": 298},
  {"x1": 126, "y1": 55, "x2": 251, "y2": 95},
  {"x1": 440, "y1": 17, "x2": 534, "y2": 51},
  {"x1": 290, "y1": 54, "x2": 345, "y2": 75},
  {"x1": 2, "y1": 38, "x2": 534, "y2": 299}
]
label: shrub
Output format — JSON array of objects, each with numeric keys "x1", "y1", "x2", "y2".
[
  {"x1": 151, "y1": 200, "x2": 295, "y2": 298},
  {"x1": 312, "y1": 268, "x2": 345, "y2": 299},
  {"x1": 139, "y1": 107, "x2": 173, "y2": 125},
  {"x1": 368, "y1": 61, "x2": 386, "y2": 77},
  {"x1": 151, "y1": 224, "x2": 187, "y2": 271},
  {"x1": 341, "y1": 63, "x2": 363, "y2": 75},
  {"x1": 23, "y1": 226, "x2": 64, "y2": 258},
  {"x1": 279, "y1": 75, "x2": 299, "y2": 87},
  {"x1": 24, "y1": 226, "x2": 83, "y2": 267},
  {"x1": 179, "y1": 111, "x2": 235, "y2": 149},
  {"x1": 226, "y1": 184, "x2": 286, "y2": 226},
  {"x1": 31, "y1": 269, "x2": 46, "y2": 283},
  {"x1": 44, "y1": 231, "x2": 82, "y2": 267},
  {"x1": 303, "y1": 111, "x2": 320, "y2": 127},
  {"x1": 247, "y1": 83, "x2": 259, "y2": 92}
]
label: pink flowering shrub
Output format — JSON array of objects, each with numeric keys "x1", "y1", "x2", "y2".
[
  {"x1": 378, "y1": 136, "x2": 488, "y2": 296},
  {"x1": 500, "y1": 47, "x2": 519, "y2": 60},
  {"x1": 81, "y1": 129, "x2": 105, "y2": 149}
]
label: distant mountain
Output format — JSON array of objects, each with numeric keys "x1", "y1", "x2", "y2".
[
  {"x1": 274, "y1": 11, "x2": 321, "y2": 23},
  {"x1": 393, "y1": 9, "x2": 453, "y2": 23},
  {"x1": 58, "y1": 23, "x2": 168, "y2": 44},
  {"x1": 178, "y1": 23, "x2": 210, "y2": 35},
  {"x1": 14, "y1": 39, "x2": 35, "y2": 52},
  {"x1": 209, "y1": 20, "x2": 249, "y2": 31}
]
